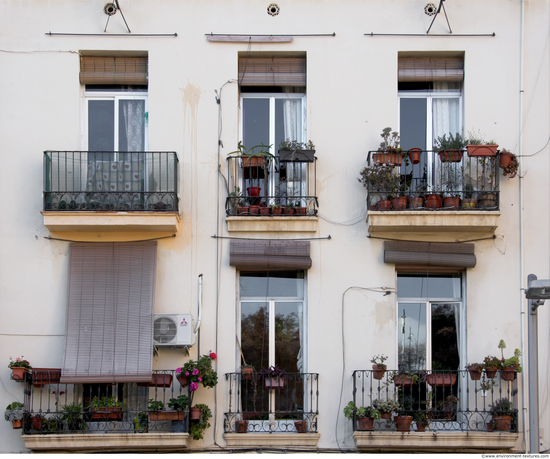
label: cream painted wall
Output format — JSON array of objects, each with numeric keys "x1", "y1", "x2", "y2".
[{"x1": 0, "y1": 0, "x2": 548, "y2": 453}]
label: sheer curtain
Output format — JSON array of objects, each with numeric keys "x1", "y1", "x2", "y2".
[{"x1": 282, "y1": 99, "x2": 306, "y2": 205}]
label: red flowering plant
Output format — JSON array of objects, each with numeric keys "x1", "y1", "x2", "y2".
[
  {"x1": 8, "y1": 356, "x2": 31, "y2": 370},
  {"x1": 176, "y1": 354, "x2": 218, "y2": 393}
]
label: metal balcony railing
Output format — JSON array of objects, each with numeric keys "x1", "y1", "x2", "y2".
[
  {"x1": 43, "y1": 151, "x2": 179, "y2": 212},
  {"x1": 364, "y1": 150, "x2": 500, "y2": 211},
  {"x1": 224, "y1": 372, "x2": 319, "y2": 433},
  {"x1": 226, "y1": 155, "x2": 318, "y2": 217},
  {"x1": 20, "y1": 370, "x2": 189, "y2": 435},
  {"x1": 351, "y1": 369, "x2": 518, "y2": 433}
]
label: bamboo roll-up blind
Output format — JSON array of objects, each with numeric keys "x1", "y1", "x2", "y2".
[
  {"x1": 398, "y1": 57, "x2": 464, "y2": 82},
  {"x1": 80, "y1": 56, "x2": 148, "y2": 85},
  {"x1": 230, "y1": 240, "x2": 312, "y2": 271},
  {"x1": 384, "y1": 241, "x2": 476, "y2": 270},
  {"x1": 61, "y1": 241, "x2": 157, "y2": 383},
  {"x1": 238, "y1": 57, "x2": 306, "y2": 86}
]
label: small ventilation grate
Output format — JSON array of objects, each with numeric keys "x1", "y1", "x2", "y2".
[{"x1": 267, "y1": 3, "x2": 280, "y2": 16}]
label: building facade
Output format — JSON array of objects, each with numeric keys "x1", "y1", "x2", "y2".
[{"x1": 1, "y1": 0, "x2": 549, "y2": 453}]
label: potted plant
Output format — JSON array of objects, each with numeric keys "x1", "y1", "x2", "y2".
[
  {"x1": 414, "y1": 411, "x2": 429, "y2": 432},
  {"x1": 500, "y1": 149, "x2": 519, "y2": 178},
  {"x1": 498, "y1": 340, "x2": 522, "y2": 381},
  {"x1": 295, "y1": 418, "x2": 307, "y2": 433},
  {"x1": 462, "y1": 181, "x2": 477, "y2": 209},
  {"x1": 148, "y1": 399, "x2": 168, "y2": 421},
  {"x1": 138, "y1": 371, "x2": 173, "y2": 388},
  {"x1": 31, "y1": 368, "x2": 62, "y2": 387},
  {"x1": 133, "y1": 412, "x2": 148, "y2": 433},
  {"x1": 490, "y1": 398, "x2": 515, "y2": 431},
  {"x1": 437, "y1": 395, "x2": 459, "y2": 420},
  {"x1": 88, "y1": 396, "x2": 124, "y2": 421},
  {"x1": 60, "y1": 402, "x2": 86, "y2": 432},
  {"x1": 370, "y1": 354, "x2": 388, "y2": 380},
  {"x1": 241, "y1": 363, "x2": 255, "y2": 381},
  {"x1": 4, "y1": 402, "x2": 25, "y2": 429},
  {"x1": 227, "y1": 141, "x2": 275, "y2": 170},
  {"x1": 278, "y1": 139, "x2": 316, "y2": 162},
  {"x1": 483, "y1": 355, "x2": 501, "y2": 378},
  {"x1": 8, "y1": 356, "x2": 31, "y2": 382},
  {"x1": 465, "y1": 362, "x2": 484, "y2": 380},
  {"x1": 425, "y1": 372, "x2": 457, "y2": 387},
  {"x1": 441, "y1": 163, "x2": 462, "y2": 209},
  {"x1": 372, "y1": 399, "x2": 400, "y2": 419},
  {"x1": 178, "y1": 353, "x2": 218, "y2": 395},
  {"x1": 189, "y1": 403, "x2": 212, "y2": 440},
  {"x1": 260, "y1": 365, "x2": 286, "y2": 389},
  {"x1": 479, "y1": 379, "x2": 496, "y2": 397},
  {"x1": 434, "y1": 132, "x2": 466, "y2": 163},
  {"x1": 406, "y1": 148, "x2": 422, "y2": 165},
  {"x1": 373, "y1": 127, "x2": 403, "y2": 166},
  {"x1": 359, "y1": 163, "x2": 401, "y2": 210},
  {"x1": 343, "y1": 401, "x2": 381, "y2": 431},
  {"x1": 390, "y1": 372, "x2": 419, "y2": 388},
  {"x1": 466, "y1": 130, "x2": 498, "y2": 157}
]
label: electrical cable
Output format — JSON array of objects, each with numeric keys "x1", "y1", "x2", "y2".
[{"x1": 44, "y1": 235, "x2": 175, "y2": 243}]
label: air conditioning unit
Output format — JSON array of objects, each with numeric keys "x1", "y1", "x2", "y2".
[{"x1": 153, "y1": 314, "x2": 195, "y2": 347}]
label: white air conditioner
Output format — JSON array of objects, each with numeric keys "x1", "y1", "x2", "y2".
[{"x1": 153, "y1": 314, "x2": 195, "y2": 347}]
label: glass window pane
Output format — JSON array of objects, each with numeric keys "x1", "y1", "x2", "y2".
[
  {"x1": 397, "y1": 275, "x2": 461, "y2": 299},
  {"x1": 431, "y1": 303, "x2": 459, "y2": 370},
  {"x1": 243, "y1": 98, "x2": 270, "y2": 149},
  {"x1": 88, "y1": 100, "x2": 115, "y2": 157},
  {"x1": 400, "y1": 98, "x2": 427, "y2": 151},
  {"x1": 240, "y1": 272, "x2": 304, "y2": 298},
  {"x1": 241, "y1": 302, "x2": 269, "y2": 371},
  {"x1": 274, "y1": 302, "x2": 301, "y2": 373},
  {"x1": 398, "y1": 303, "x2": 426, "y2": 372},
  {"x1": 119, "y1": 99, "x2": 146, "y2": 152}
]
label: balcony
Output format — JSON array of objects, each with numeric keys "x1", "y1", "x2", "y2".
[
  {"x1": 225, "y1": 155, "x2": 318, "y2": 233},
  {"x1": 20, "y1": 370, "x2": 191, "y2": 453},
  {"x1": 223, "y1": 371, "x2": 320, "y2": 448},
  {"x1": 349, "y1": 369, "x2": 520, "y2": 453},
  {"x1": 364, "y1": 150, "x2": 501, "y2": 235},
  {"x1": 42, "y1": 151, "x2": 180, "y2": 232}
]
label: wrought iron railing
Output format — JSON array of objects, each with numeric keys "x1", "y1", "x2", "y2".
[
  {"x1": 364, "y1": 150, "x2": 500, "y2": 211},
  {"x1": 226, "y1": 155, "x2": 318, "y2": 217},
  {"x1": 224, "y1": 372, "x2": 319, "y2": 433},
  {"x1": 21, "y1": 370, "x2": 189, "y2": 435},
  {"x1": 43, "y1": 151, "x2": 179, "y2": 212},
  {"x1": 351, "y1": 369, "x2": 518, "y2": 433}
]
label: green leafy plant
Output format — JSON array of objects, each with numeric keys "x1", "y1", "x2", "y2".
[
  {"x1": 466, "y1": 129, "x2": 496, "y2": 146},
  {"x1": 372, "y1": 399, "x2": 400, "y2": 414},
  {"x1": 279, "y1": 139, "x2": 315, "y2": 150},
  {"x1": 358, "y1": 163, "x2": 400, "y2": 199},
  {"x1": 227, "y1": 141, "x2": 275, "y2": 163},
  {"x1": 4, "y1": 402, "x2": 25, "y2": 422},
  {"x1": 370, "y1": 354, "x2": 388, "y2": 366},
  {"x1": 189, "y1": 404, "x2": 212, "y2": 440},
  {"x1": 343, "y1": 401, "x2": 381, "y2": 420},
  {"x1": 88, "y1": 396, "x2": 124, "y2": 410},
  {"x1": 133, "y1": 412, "x2": 148, "y2": 432},
  {"x1": 378, "y1": 127, "x2": 401, "y2": 152},
  {"x1": 148, "y1": 399, "x2": 164, "y2": 411},
  {"x1": 177, "y1": 354, "x2": 218, "y2": 392},
  {"x1": 60, "y1": 403, "x2": 86, "y2": 431},
  {"x1": 168, "y1": 395, "x2": 189, "y2": 411},
  {"x1": 490, "y1": 398, "x2": 514, "y2": 416},
  {"x1": 465, "y1": 362, "x2": 484, "y2": 371},
  {"x1": 434, "y1": 132, "x2": 466, "y2": 151},
  {"x1": 8, "y1": 356, "x2": 31, "y2": 369}
]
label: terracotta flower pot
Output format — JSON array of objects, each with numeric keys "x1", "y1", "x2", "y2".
[
  {"x1": 237, "y1": 206, "x2": 249, "y2": 216},
  {"x1": 12, "y1": 419, "x2": 23, "y2": 429},
  {"x1": 247, "y1": 187, "x2": 261, "y2": 197},
  {"x1": 500, "y1": 369, "x2": 517, "y2": 381},
  {"x1": 467, "y1": 144, "x2": 498, "y2": 157},
  {"x1": 485, "y1": 366, "x2": 498, "y2": 379},
  {"x1": 357, "y1": 416, "x2": 375, "y2": 431},
  {"x1": 296, "y1": 207, "x2": 307, "y2": 215},
  {"x1": 391, "y1": 196, "x2": 407, "y2": 210},
  {"x1": 415, "y1": 421, "x2": 428, "y2": 432},
  {"x1": 372, "y1": 364, "x2": 387, "y2": 380},
  {"x1": 295, "y1": 420, "x2": 307, "y2": 433},
  {"x1": 409, "y1": 196, "x2": 424, "y2": 209},
  {"x1": 438, "y1": 150, "x2": 463, "y2": 162},
  {"x1": 377, "y1": 200, "x2": 391, "y2": 210},
  {"x1": 373, "y1": 151, "x2": 404, "y2": 166},
  {"x1": 407, "y1": 148, "x2": 422, "y2": 165},
  {"x1": 11, "y1": 367, "x2": 27, "y2": 382},
  {"x1": 241, "y1": 367, "x2": 254, "y2": 380},
  {"x1": 425, "y1": 194, "x2": 442, "y2": 209},
  {"x1": 443, "y1": 196, "x2": 460, "y2": 209},
  {"x1": 468, "y1": 368, "x2": 482, "y2": 380},
  {"x1": 395, "y1": 415, "x2": 413, "y2": 432},
  {"x1": 271, "y1": 207, "x2": 283, "y2": 215},
  {"x1": 426, "y1": 373, "x2": 457, "y2": 387},
  {"x1": 236, "y1": 420, "x2": 249, "y2": 433},
  {"x1": 260, "y1": 206, "x2": 270, "y2": 215},
  {"x1": 249, "y1": 205, "x2": 260, "y2": 215},
  {"x1": 380, "y1": 411, "x2": 391, "y2": 420},
  {"x1": 177, "y1": 374, "x2": 189, "y2": 386},
  {"x1": 32, "y1": 368, "x2": 61, "y2": 387},
  {"x1": 500, "y1": 152, "x2": 513, "y2": 168},
  {"x1": 493, "y1": 415, "x2": 513, "y2": 431},
  {"x1": 190, "y1": 407, "x2": 201, "y2": 420}
]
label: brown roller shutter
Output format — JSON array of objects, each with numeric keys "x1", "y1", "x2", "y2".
[
  {"x1": 384, "y1": 241, "x2": 475, "y2": 270},
  {"x1": 60, "y1": 241, "x2": 157, "y2": 383},
  {"x1": 230, "y1": 240, "x2": 311, "y2": 271},
  {"x1": 398, "y1": 57, "x2": 464, "y2": 82},
  {"x1": 80, "y1": 56, "x2": 148, "y2": 85},
  {"x1": 238, "y1": 57, "x2": 306, "y2": 86}
]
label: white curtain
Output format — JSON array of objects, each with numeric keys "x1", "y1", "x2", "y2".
[
  {"x1": 432, "y1": 97, "x2": 460, "y2": 146},
  {"x1": 282, "y1": 99, "x2": 306, "y2": 205},
  {"x1": 120, "y1": 100, "x2": 145, "y2": 152}
]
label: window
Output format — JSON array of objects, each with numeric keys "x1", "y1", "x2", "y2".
[
  {"x1": 238, "y1": 54, "x2": 308, "y2": 206},
  {"x1": 397, "y1": 274, "x2": 464, "y2": 372}
]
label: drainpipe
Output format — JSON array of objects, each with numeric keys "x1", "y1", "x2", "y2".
[
  {"x1": 195, "y1": 274, "x2": 203, "y2": 353},
  {"x1": 518, "y1": 0, "x2": 528, "y2": 452}
]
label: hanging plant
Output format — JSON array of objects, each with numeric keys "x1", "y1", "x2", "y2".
[{"x1": 500, "y1": 149, "x2": 519, "y2": 179}]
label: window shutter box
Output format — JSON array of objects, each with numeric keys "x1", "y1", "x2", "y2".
[
  {"x1": 398, "y1": 57, "x2": 464, "y2": 82},
  {"x1": 80, "y1": 56, "x2": 148, "y2": 85},
  {"x1": 384, "y1": 241, "x2": 476, "y2": 269},
  {"x1": 239, "y1": 57, "x2": 306, "y2": 86},
  {"x1": 230, "y1": 240, "x2": 311, "y2": 271}
]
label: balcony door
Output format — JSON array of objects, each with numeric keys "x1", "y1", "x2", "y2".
[
  {"x1": 240, "y1": 94, "x2": 306, "y2": 205},
  {"x1": 239, "y1": 272, "x2": 307, "y2": 431}
]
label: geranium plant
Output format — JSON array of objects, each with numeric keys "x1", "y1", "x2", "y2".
[
  {"x1": 370, "y1": 354, "x2": 388, "y2": 366},
  {"x1": 259, "y1": 365, "x2": 286, "y2": 378},
  {"x1": 177, "y1": 354, "x2": 218, "y2": 392},
  {"x1": 8, "y1": 356, "x2": 31, "y2": 369}
]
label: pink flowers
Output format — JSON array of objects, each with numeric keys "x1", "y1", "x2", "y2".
[
  {"x1": 198, "y1": 377, "x2": 202, "y2": 382},
  {"x1": 176, "y1": 367, "x2": 182, "y2": 374},
  {"x1": 16, "y1": 357, "x2": 21, "y2": 362},
  {"x1": 190, "y1": 382, "x2": 199, "y2": 391},
  {"x1": 192, "y1": 368, "x2": 199, "y2": 376},
  {"x1": 210, "y1": 352, "x2": 217, "y2": 360},
  {"x1": 185, "y1": 372, "x2": 189, "y2": 376}
]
